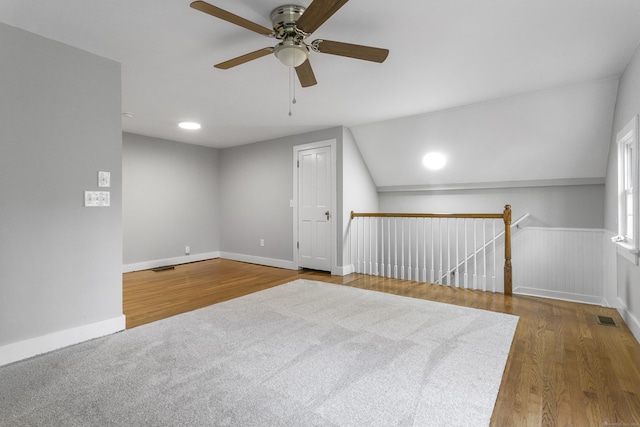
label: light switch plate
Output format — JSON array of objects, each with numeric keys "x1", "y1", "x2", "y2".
[
  {"x1": 85, "y1": 191, "x2": 110, "y2": 207},
  {"x1": 98, "y1": 171, "x2": 110, "y2": 188}
]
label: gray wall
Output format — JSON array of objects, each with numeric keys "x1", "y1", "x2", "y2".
[
  {"x1": 604, "y1": 42, "x2": 640, "y2": 328},
  {"x1": 124, "y1": 125, "x2": 376, "y2": 274},
  {"x1": 341, "y1": 128, "x2": 379, "y2": 268},
  {"x1": 219, "y1": 127, "x2": 343, "y2": 266},
  {"x1": 0, "y1": 23, "x2": 122, "y2": 346},
  {"x1": 122, "y1": 133, "x2": 220, "y2": 266},
  {"x1": 379, "y1": 184, "x2": 605, "y2": 229}
]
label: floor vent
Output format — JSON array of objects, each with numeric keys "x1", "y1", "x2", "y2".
[
  {"x1": 151, "y1": 265, "x2": 175, "y2": 272},
  {"x1": 596, "y1": 315, "x2": 617, "y2": 327}
]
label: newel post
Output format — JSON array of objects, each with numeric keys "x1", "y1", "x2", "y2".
[{"x1": 503, "y1": 205, "x2": 512, "y2": 296}]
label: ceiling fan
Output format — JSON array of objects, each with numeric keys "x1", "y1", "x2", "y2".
[{"x1": 190, "y1": 0, "x2": 389, "y2": 88}]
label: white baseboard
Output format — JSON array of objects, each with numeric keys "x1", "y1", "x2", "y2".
[
  {"x1": 123, "y1": 252, "x2": 221, "y2": 273},
  {"x1": 513, "y1": 286, "x2": 605, "y2": 306},
  {"x1": 617, "y1": 297, "x2": 640, "y2": 345},
  {"x1": 220, "y1": 252, "x2": 297, "y2": 270},
  {"x1": 124, "y1": 252, "x2": 354, "y2": 276},
  {"x1": 334, "y1": 264, "x2": 355, "y2": 276},
  {"x1": 0, "y1": 315, "x2": 126, "y2": 367}
]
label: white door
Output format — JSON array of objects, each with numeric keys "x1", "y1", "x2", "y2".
[{"x1": 298, "y1": 146, "x2": 332, "y2": 271}]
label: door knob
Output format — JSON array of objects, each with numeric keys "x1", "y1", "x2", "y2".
[{"x1": 325, "y1": 210, "x2": 330, "y2": 220}]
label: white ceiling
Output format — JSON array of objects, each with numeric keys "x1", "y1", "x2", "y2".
[{"x1": 2, "y1": 0, "x2": 640, "y2": 185}]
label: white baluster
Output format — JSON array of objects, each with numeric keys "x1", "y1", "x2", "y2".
[
  {"x1": 438, "y1": 218, "x2": 443, "y2": 284},
  {"x1": 369, "y1": 218, "x2": 373, "y2": 274},
  {"x1": 374, "y1": 217, "x2": 379, "y2": 276},
  {"x1": 422, "y1": 218, "x2": 427, "y2": 282},
  {"x1": 482, "y1": 219, "x2": 487, "y2": 292},
  {"x1": 464, "y1": 219, "x2": 469, "y2": 289},
  {"x1": 401, "y1": 219, "x2": 405, "y2": 280},
  {"x1": 492, "y1": 219, "x2": 497, "y2": 292},
  {"x1": 363, "y1": 218, "x2": 367, "y2": 274},
  {"x1": 455, "y1": 218, "x2": 460, "y2": 287},
  {"x1": 380, "y1": 218, "x2": 385, "y2": 277},
  {"x1": 387, "y1": 218, "x2": 392, "y2": 278},
  {"x1": 430, "y1": 219, "x2": 435, "y2": 283},
  {"x1": 447, "y1": 218, "x2": 451, "y2": 286},
  {"x1": 394, "y1": 218, "x2": 398, "y2": 279},
  {"x1": 473, "y1": 219, "x2": 478, "y2": 290},
  {"x1": 415, "y1": 218, "x2": 420, "y2": 281},
  {"x1": 356, "y1": 217, "x2": 361, "y2": 273},
  {"x1": 407, "y1": 219, "x2": 412, "y2": 281}
]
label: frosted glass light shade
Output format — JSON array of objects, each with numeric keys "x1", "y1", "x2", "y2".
[{"x1": 275, "y1": 41, "x2": 309, "y2": 67}]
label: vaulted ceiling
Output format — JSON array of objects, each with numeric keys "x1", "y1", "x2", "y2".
[{"x1": 2, "y1": 0, "x2": 640, "y2": 187}]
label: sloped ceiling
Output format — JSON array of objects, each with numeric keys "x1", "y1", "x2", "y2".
[
  {"x1": 351, "y1": 79, "x2": 619, "y2": 189},
  {"x1": 1, "y1": 0, "x2": 639, "y2": 187}
]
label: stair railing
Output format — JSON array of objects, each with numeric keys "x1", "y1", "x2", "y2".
[
  {"x1": 439, "y1": 212, "x2": 529, "y2": 285},
  {"x1": 349, "y1": 205, "x2": 513, "y2": 295}
]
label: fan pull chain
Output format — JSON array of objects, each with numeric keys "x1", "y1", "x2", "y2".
[
  {"x1": 289, "y1": 66, "x2": 292, "y2": 116},
  {"x1": 288, "y1": 66, "x2": 298, "y2": 117},
  {"x1": 292, "y1": 68, "x2": 297, "y2": 105}
]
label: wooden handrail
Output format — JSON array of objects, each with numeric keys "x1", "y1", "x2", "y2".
[
  {"x1": 351, "y1": 212, "x2": 503, "y2": 220},
  {"x1": 349, "y1": 205, "x2": 513, "y2": 295}
]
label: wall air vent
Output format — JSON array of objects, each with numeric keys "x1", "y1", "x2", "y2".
[{"x1": 151, "y1": 265, "x2": 175, "y2": 272}]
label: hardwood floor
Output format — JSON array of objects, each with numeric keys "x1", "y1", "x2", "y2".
[{"x1": 123, "y1": 258, "x2": 640, "y2": 427}]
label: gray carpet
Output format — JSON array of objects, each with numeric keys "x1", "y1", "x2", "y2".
[{"x1": 0, "y1": 279, "x2": 519, "y2": 426}]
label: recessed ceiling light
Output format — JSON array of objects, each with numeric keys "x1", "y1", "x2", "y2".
[
  {"x1": 178, "y1": 121, "x2": 201, "y2": 130},
  {"x1": 423, "y1": 152, "x2": 446, "y2": 170}
]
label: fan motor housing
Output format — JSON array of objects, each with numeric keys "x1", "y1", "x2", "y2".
[{"x1": 271, "y1": 5, "x2": 306, "y2": 39}]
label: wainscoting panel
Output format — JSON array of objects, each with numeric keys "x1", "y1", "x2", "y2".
[{"x1": 512, "y1": 227, "x2": 604, "y2": 305}]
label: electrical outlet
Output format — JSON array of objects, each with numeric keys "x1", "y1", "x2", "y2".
[
  {"x1": 185, "y1": 245, "x2": 190, "y2": 255},
  {"x1": 260, "y1": 239, "x2": 265, "y2": 247}
]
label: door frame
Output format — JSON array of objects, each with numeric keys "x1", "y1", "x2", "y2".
[{"x1": 293, "y1": 139, "x2": 337, "y2": 274}]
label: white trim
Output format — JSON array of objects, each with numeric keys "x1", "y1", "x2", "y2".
[
  {"x1": 521, "y1": 226, "x2": 604, "y2": 233},
  {"x1": 616, "y1": 242, "x2": 640, "y2": 265},
  {"x1": 293, "y1": 139, "x2": 338, "y2": 274},
  {"x1": 615, "y1": 115, "x2": 639, "y2": 264},
  {"x1": 123, "y1": 251, "x2": 221, "y2": 273},
  {"x1": 334, "y1": 264, "x2": 355, "y2": 276},
  {"x1": 220, "y1": 252, "x2": 297, "y2": 271},
  {"x1": 513, "y1": 287, "x2": 604, "y2": 306},
  {"x1": 617, "y1": 297, "x2": 640, "y2": 345},
  {"x1": 377, "y1": 177, "x2": 605, "y2": 193},
  {"x1": 0, "y1": 315, "x2": 125, "y2": 367},
  {"x1": 602, "y1": 230, "x2": 619, "y2": 309}
]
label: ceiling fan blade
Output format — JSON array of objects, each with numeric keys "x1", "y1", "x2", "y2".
[
  {"x1": 295, "y1": 0, "x2": 349, "y2": 34},
  {"x1": 313, "y1": 39, "x2": 389, "y2": 63},
  {"x1": 295, "y1": 60, "x2": 318, "y2": 87},
  {"x1": 190, "y1": 1, "x2": 273, "y2": 36},
  {"x1": 214, "y1": 47, "x2": 274, "y2": 70}
]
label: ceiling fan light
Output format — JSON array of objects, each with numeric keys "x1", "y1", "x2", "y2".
[{"x1": 274, "y1": 41, "x2": 309, "y2": 68}]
